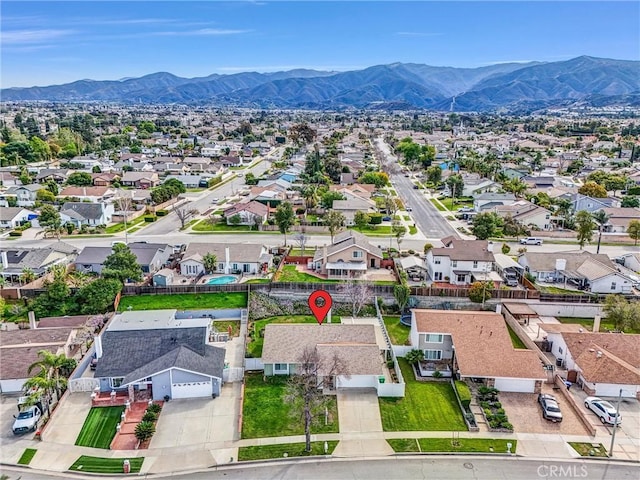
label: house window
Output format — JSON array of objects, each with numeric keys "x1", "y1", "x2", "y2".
[
  {"x1": 434, "y1": 258, "x2": 441, "y2": 265},
  {"x1": 353, "y1": 250, "x2": 363, "y2": 259},
  {"x1": 558, "y1": 347, "x2": 563, "y2": 355},
  {"x1": 426, "y1": 334, "x2": 443, "y2": 343},
  {"x1": 473, "y1": 261, "x2": 478, "y2": 268},
  {"x1": 218, "y1": 263, "x2": 224, "y2": 271},
  {"x1": 232, "y1": 263, "x2": 238, "y2": 271},
  {"x1": 274, "y1": 363, "x2": 288, "y2": 373},
  {"x1": 424, "y1": 350, "x2": 442, "y2": 360},
  {"x1": 434, "y1": 272, "x2": 443, "y2": 281},
  {"x1": 110, "y1": 377, "x2": 124, "y2": 388},
  {"x1": 611, "y1": 282, "x2": 616, "y2": 290},
  {"x1": 243, "y1": 264, "x2": 250, "y2": 273},
  {"x1": 451, "y1": 260, "x2": 457, "y2": 267},
  {"x1": 457, "y1": 274, "x2": 466, "y2": 283}
]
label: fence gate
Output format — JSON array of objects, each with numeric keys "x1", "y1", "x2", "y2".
[
  {"x1": 69, "y1": 378, "x2": 100, "y2": 393},
  {"x1": 223, "y1": 367, "x2": 244, "y2": 383}
]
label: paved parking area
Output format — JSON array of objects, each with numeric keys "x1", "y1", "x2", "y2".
[
  {"x1": 571, "y1": 388, "x2": 640, "y2": 441},
  {"x1": 500, "y1": 385, "x2": 590, "y2": 435},
  {"x1": 42, "y1": 392, "x2": 93, "y2": 444}
]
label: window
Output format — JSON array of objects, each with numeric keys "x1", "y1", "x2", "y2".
[
  {"x1": 451, "y1": 260, "x2": 457, "y2": 267},
  {"x1": 434, "y1": 272, "x2": 443, "y2": 281},
  {"x1": 611, "y1": 282, "x2": 617, "y2": 290},
  {"x1": 424, "y1": 350, "x2": 442, "y2": 360},
  {"x1": 473, "y1": 261, "x2": 478, "y2": 268},
  {"x1": 110, "y1": 377, "x2": 124, "y2": 388},
  {"x1": 457, "y1": 274, "x2": 466, "y2": 283},
  {"x1": 274, "y1": 363, "x2": 288, "y2": 372},
  {"x1": 426, "y1": 334, "x2": 443, "y2": 343},
  {"x1": 352, "y1": 250, "x2": 363, "y2": 259},
  {"x1": 243, "y1": 264, "x2": 250, "y2": 273},
  {"x1": 232, "y1": 263, "x2": 238, "y2": 271},
  {"x1": 434, "y1": 258, "x2": 441, "y2": 265},
  {"x1": 218, "y1": 263, "x2": 224, "y2": 270},
  {"x1": 558, "y1": 347, "x2": 563, "y2": 354}
]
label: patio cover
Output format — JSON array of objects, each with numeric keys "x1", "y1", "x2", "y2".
[
  {"x1": 472, "y1": 271, "x2": 503, "y2": 282},
  {"x1": 503, "y1": 303, "x2": 537, "y2": 317},
  {"x1": 326, "y1": 262, "x2": 367, "y2": 271},
  {"x1": 493, "y1": 253, "x2": 524, "y2": 271}
]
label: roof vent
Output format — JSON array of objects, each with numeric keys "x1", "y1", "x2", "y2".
[
  {"x1": 588, "y1": 348, "x2": 595, "y2": 352},
  {"x1": 596, "y1": 351, "x2": 603, "y2": 358}
]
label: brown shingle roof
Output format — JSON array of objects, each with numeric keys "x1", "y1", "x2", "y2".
[
  {"x1": 0, "y1": 327, "x2": 75, "y2": 347},
  {"x1": 37, "y1": 315, "x2": 91, "y2": 328},
  {"x1": 0, "y1": 346, "x2": 60, "y2": 380},
  {"x1": 413, "y1": 310, "x2": 545, "y2": 380}
]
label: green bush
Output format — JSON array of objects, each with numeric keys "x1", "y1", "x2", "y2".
[
  {"x1": 368, "y1": 213, "x2": 383, "y2": 225},
  {"x1": 144, "y1": 216, "x2": 156, "y2": 223},
  {"x1": 134, "y1": 421, "x2": 155, "y2": 442},
  {"x1": 146, "y1": 403, "x2": 162, "y2": 414},
  {"x1": 156, "y1": 210, "x2": 168, "y2": 217},
  {"x1": 455, "y1": 380, "x2": 472, "y2": 410},
  {"x1": 8, "y1": 230, "x2": 23, "y2": 237},
  {"x1": 141, "y1": 411, "x2": 157, "y2": 422}
]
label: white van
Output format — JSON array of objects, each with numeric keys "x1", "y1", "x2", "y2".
[{"x1": 519, "y1": 237, "x2": 543, "y2": 245}]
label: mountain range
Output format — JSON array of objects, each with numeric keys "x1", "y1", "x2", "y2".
[{"x1": 3, "y1": 56, "x2": 639, "y2": 112}]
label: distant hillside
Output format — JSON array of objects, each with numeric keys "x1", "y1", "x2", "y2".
[{"x1": 3, "y1": 56, "x2": 638, "y2": 111}]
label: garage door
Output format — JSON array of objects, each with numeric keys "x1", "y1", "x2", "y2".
[
  {"x1": 494, "y1": 378, "x2": 535, "y2": 393},
  {"x1": 171, "y1": 381, "x2": 211, "y2": 399},
  {"x1": 336, "y1": 375, "x2": 377, "y2": 389},
  {"x1": 596, "y1": 383, "x2": 636, "y2": 398}
]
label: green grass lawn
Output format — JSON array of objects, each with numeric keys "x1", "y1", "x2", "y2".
[
  {"x1": 69, "y1": 456, "x2": 144, "y2": 473},
  {"x1": 191, "y1": 220, "x2": 253, "y2": 232},
  {"x1": 352, "y1": 225, "x2": 393, "y2": 235},
  {"x1": 379, "y1": 359, "x2": 466, "y2": 431},
  {"x1": 288, "y1": 248, "x2": 318, "y2": 256},
  {"x1": 75, "y1": 407, "x2": 125, "y2": 449},
  {"x1": 243, "y1": 278, "x2": 271, "y2": 284},
  {"x1": 17, "y1": 448, "x2": 37, "y2": 465},
  {"x1": 409, "y1": 226, "x2": 418, "y2": 235},
  {"x1": 568, "y1": 442, "x2": 607, "y2": 457},
  {"x1": 276, "y1": 265, "x2": 338, "y2": 283},
  {"x1": 537, "y1": 285, "x2": 584, "y2": 294},
  {"x1": 241, "y1": 373, "x2": 339, "y2": 439},
  {"x1": 557, "y1": 317, "x2": 640, "y2": 334},
  {"x1": 127, "y1": 227, "x2": 142, "y2": 234},
  {"x1": 429, "y1": 198, "x2": 447, "y2": 212},
  {"x1": 403, "y1": 215, "x2": 411, "y2": 221},
  {"x1": 118, "y1": 292, "x2": 247, "y2": 311},
  {"x1": 387, "y1": 438, "x2": 420, "y2": 452},
  {"x1": 247, "y1": 315, "x2": 326, "y2": 357},
  {"x1": 383, "y1": 316, "x2": 411, "y2": 345},
  {"x1": 506, "y1": 324, "x2": 528, "y2": 349},
  {"x1": 238, "y1": 441, "x2": 339, "y2": 461},
  {"x1": 105, "y1": 215, "x2": 146, "y2": 234},
  {"x1": 212, "y1": 320, "x2": 240, "y2": 337},
  {"x1": 438, "y1": 197, "x2": 474, "y2": 211},
  {"x1": 388, "y1": 438, "x2": 516, "y2": 453}
]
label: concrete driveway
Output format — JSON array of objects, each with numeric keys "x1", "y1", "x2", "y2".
[
  {"x1": 41, "y1": 392, "x2": 93, "y2": 444},
  {"x1": 500, "y1": 386, "x2": 590, "y2": 436}
]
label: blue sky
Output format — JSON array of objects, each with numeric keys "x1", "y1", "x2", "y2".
[{"x1": 2, "y1": 1, "x2": 638, "y2": 88}]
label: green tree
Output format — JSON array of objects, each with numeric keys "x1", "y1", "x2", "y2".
[
  {"x1": 446, "y1": 174, "x2": 464, "y2": 200},
  {"x1": 426, "y1": 165, "x2": 442, "y2": 185},
  {"x1": 392, "y1": 220, "x2": 407, "y2": 249},
  {"x1": 202, "y1": 252, "x2": 218, "y2": 273},
  {"x1": 472, "y1": 212, "x2": 502, "y2": 240},
  {"x1": 20, "y1": 268, "x2": 36, "y2": 285},
  {"x1": 75, "y1": 278, "x2": 123, "y2": 314},
  {"x1": 274, "y1": 201, "x2": 296, "y2": 246},
  {"x1": 501, "y1": 243, "x2": 511, "y2": 254},
  {"x1": 359, "y1": 172, "x2": 389, "y2": 187},
  {"x1": 39, "y1": 204, "x2": 62, "y2": 236},
  {"x1": 423, "y1": 243, "x2": 433, "y2": 254},
  {"x1": 36, "y1": 189, "x2": 56, "y2": 203},
  {"x1": 28, "y1": 350, "x2": 76, "y2": 400},
  {"x1": 404, "y1": 349, "x2": 424, "y2": 365},
  {"x1": 621, "y1": 196, "x2": 639, "y2": 208},
  {"x1": 393, "y1": 283, "x2": 410, "y2": 313},
  {"x1": 627, "y1": 219, "x2": 640, "y2": 246},
  {"x1": 289, "y1": 123, "x2": 317, "y2": 146},
  {"x1": 134, "y1": 421, "x2": 156, "y2": 442},
  {"x1": 578, "y1": 181, "x2": 607, "y2": 198},
  {"x1": 353, "y1": 211, "x2": 370, "y2": 231},
  {"x1": 468, "y1": 281, "x2": 493, "y2": 304},
  {"x1": 102, "y1": 243, "x2": 143, "y2": 283},
  {"x1": 603, "y1": 295, "x2": 640, "y2": 332},
  {"x1": 66, "y1": 172, "x2": 93, "y2": 186},
  {"x1": 324, "y1": 210, "x2": 346, "y2": 243},
  {"x1": 591, "y1": 210, "x2": 610, "y2": 254},
  {"x1": 575, "y1": 210, "x2": 595, "y2": 249},
  {"x1": 320, "y1": 191, "x2": 345, "y2": 209},
  {"x1": 29, "y1": 136, "x2": 51, "y2": 162}
]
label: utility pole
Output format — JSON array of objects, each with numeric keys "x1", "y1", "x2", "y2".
[{"x1": 608, "y1": 388, "x2": 623, "y2": 457}]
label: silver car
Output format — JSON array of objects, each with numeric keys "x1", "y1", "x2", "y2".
[
  {"x1": 12, "y1": 405, "x2": 41, "y2": 434},
  {"x1": 584, "y1": 397, "x2": 621, "y2": 425},
  {"x1": 538, "y1": 393, "x2": 563, "y2": 422}
]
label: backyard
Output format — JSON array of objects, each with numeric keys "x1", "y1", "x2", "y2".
[
  {"x1": 557, "y1": 316, "x2": 640, "y2": 334},
  {"x1": 378, "y1": 359, "x2": 467, "y2": 431},
  {"x1": 383, "y1": 316, "x2": 411, "y2": 345},
  {"x1": 117, "y1": 292, "x2": 247, "y2": 311},
  {"x1": 506, "y1": 324, "x2": 528, "y2": 349},
  {"x1": 246, "y1": 315, "x2": 329, "y2": 358},
  {"x1": 241, "y1": 373, "x2": 339, "y2": 439},
  {"x1": 69, "y1": 456, "x2": 144, "y2": 474},
  {"x1": 276, "y1": 265, "x2": 337, "y2": 283},
  {"x1": 387, "y1": 438, "x2": 517, "y2": 453},
  {"x1": 75, "y1": 406, "x2": 124, "y2": 449}
]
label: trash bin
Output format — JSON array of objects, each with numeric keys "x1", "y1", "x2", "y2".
[
  {"x1": 555, "y1": 358, "x2": 562, "y2": 367},
  {"x1": 378, "y1": 377, "x2": 385, "y2": 384}
]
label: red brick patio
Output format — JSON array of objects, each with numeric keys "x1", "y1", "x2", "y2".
[{"x1": 109, "y1": 401, "x2": 163, "y2": 450}]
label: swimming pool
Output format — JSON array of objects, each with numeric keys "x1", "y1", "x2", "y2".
[{"x1": 207, "y1": 276, "x2": 237, "y2": 285}]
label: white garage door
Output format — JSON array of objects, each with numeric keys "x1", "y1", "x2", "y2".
[
  {"x1": 171, "y1": 381, "x2": 211, "y2": 399},
  {"x1": 596, "y1": 383, "x2": 636, "y2": 398},
  {"x1": 336, "y1": 375, "x2": 377, "y2": 389},
  {"x1": 494, "y1": 378, "x2": 535, "y2": 393}
]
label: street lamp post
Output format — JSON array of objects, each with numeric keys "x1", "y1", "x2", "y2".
[{"x1": 608, "y1": 388, "x2": 623, "y2": 458}]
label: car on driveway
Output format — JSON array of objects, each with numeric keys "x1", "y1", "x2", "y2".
[
  {"x1": 12, "y1": 405, "x2": 41, "y2": 434},
  {"x1": 584, "y1": 397, "x2": 622, "y2": 425},
  {"x1": 538, "y1": 393, "x2": 563, "y2": 422},
  {"x1": 382, "y1": 216, "x2": 392, "y2": 222}
]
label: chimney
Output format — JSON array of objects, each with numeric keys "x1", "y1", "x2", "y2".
[
  {"x1": 94, "y1": 335, "x2": 103, "y2": 359},
  {"x1": 28, "y1": 311, "x2": 37, "y2": 330},
  {"x1": 593, "y1": 315, "x2": 601, "y2": 333},
  {"x1": 225, "y1": 247, "x2": 230, "y2": 274},
  {"x1": 487, "y1": 241, "x2": 494, "y2": 252},
  {"x1": 1, "y1": 251, "x2": 7, "y2": 270}
]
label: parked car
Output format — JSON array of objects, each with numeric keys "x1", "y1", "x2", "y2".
[
  {"x1": 406, "y1": 206, "x2": 413, "y2": 212},
  {"x1": 520, "y1": 237, "x2": 543, "y2": 245},
  {"x1": 504, "y1": 272, "x2": 519, "y2": 287},
  {"x1": 12, "y1": 405, "x2": 41, "y2": 434},
  {"x1": 584, "y1": 397, "x2": 621, "y2": 425},
  {"x1": 457, "y1": 207, "x2": 474, "y2": 213},
  {"x1": 382, "y1": 216, "x2": 392, "y2": 222},
  {"x1": 538, "y1": 393, "x2": 563, "y2": 422}
]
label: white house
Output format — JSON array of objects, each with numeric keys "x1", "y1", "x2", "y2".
[
  {"x1": 493, "y1": 200, "x2": 552, "y2": 231},
  {"x1": 180, "y1": 242, "x2": 272, "y2": 276},
  {"x1": 5, "y1": 185, "x2": 42, "y2": 207},
  {"x1": 426, "y1": 236, "x2": 498, "y2": 285},
  {"x1": 59, "y1": 202, "x2": 115, "y2": 227},
  {"x1": 0, "y1": 207, "x2": 36, "y2": 229},
  {"x1": 223, "y1": 201, "x2": 269, "y2": 227}
]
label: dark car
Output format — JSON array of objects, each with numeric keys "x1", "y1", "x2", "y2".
[
  {"x1": 382, "y1": 216, "x2": 392, "y2": 221},
  {"x1": 538, "y1": 393, "x2": 563, "y2": 422}
]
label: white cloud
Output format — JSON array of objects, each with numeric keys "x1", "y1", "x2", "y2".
[{"x1": 1, "y1": 29, "x2": 76, "y2": 45}]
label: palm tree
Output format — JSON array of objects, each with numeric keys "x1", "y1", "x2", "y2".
[
  {"x1": 302, "y1": 185, "x2": 318, "y2": 213},
  {"x1": 592, "y1": 210, "x2": 611, "y2": 255},
  {"x1": 20, "y1": 268, "x2": 36, "y2": 285},
  {"x1": 22, "y1": 374, "x2": 57, "y2": 416},
  {"x1": 28, "y1": 350, "x2": 76, "y2": 400}
]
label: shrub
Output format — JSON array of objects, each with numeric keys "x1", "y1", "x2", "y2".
[
  {"x1": 144, "y1": 216, "x2": 156, "y2": 222},
  {"x1": 134, "y1": 421, "x2": 155, "y2": 442},
  {"x1": 501, "y1": 243, "x2": 511, "y2": 254},
  {"x1": 368, "y1": 213, "x2": 383, "y2": 225},
  {"x1": 156, "y1": 209, "x2": 168, "y2": 217},
  {"x1": 142, "y1": 411, "x2": 157, "y2": 422},
  {"x1": 455, "y1": 380, "x2": 472, "y2": 410},
  {"x1": 8, "y1": 230, "x2": 22, "y2": 237},
  {"x1": 432, "y1": 370, "x2": 443, "y2": 378},
  {"x1": 146, "y1": 403, "x2": 162, "y2": 414},
  {"x1": 502, "y1": 422, "x2": 513, "y2": 431}
]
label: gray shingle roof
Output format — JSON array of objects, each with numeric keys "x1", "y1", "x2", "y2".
[
  {"x1": 61, "y1": 202, "x2": 104, "y2": 221},
  {"x1": 95, "y1": 327, "x2": 208, "y2": 378}
]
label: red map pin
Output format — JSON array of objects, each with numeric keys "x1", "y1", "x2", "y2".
[{"x1": 308, "y1": 290, "x2": 332, "y2": 325}]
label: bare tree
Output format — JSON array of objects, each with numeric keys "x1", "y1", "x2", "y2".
[
  {"x1": 285, "y1": 346, "x2": 345, "y2": 452},
  {"x1": 340, "y1": 279, "x2": 373, "y2": 317},
  {"x1": 293, "y1": 232, "x2": 308, "y2": 256},
  {"x1": 175, "y1": 204, "x2": 197, "y2": 229}
]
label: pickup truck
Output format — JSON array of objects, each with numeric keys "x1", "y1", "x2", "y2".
[{"x1": 519, "y1": 237, "x2": 543, "y2": 245}]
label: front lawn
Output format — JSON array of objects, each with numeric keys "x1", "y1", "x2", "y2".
[
  {"x1": 557, "y1": 317, "x2": 640, "y2": 334},
  {"x1": 191, "y1": 220, "x2": 253, "y2": 232},
  {"x1": 568, "y1": 442, "x2": 607, "y2": 457},
  {"x1": 276, "y1": 265, "x2": 337, "y2": 283},
  {"x1": 75, "y1": 406, "x2": 124, "y2": 449},
  {"x1": 429, "y1": 198, "x2": 447, "y2": 212},
  {"x1": 246, "y1": 315, "x2": 328, "y2": 358},
  {"x1": 383, "y1": 316, "x2": 410, "y2": 345},
  {"x1": 69, "y1": 456, "x2": 144, "y2": 474},
  {"x1": 241, "y1": 373, "x2": 339, "y2": 438},
  {"x1": 379, "y1": 359, "x2": 466, "y2": 431},
  {"x1": 506, "y1": 324, "x2": 528, "y2": 349},
  {"x1": 438, "y1": 197, "x2": 474, "y2": 211},
  {"x1": 238, "y1": 441, "x2": 339, "y2": 461},
  {"x1": 388, "y1": 438, "x2": 517, "y2": 453},
  {"x1": 118, "y1": 292, "x2": 247, "y2": 311},
  {"x1": 351, "y1": 225, "x2": 393, "y2": 235},
  {"x1": 17, "y1": 448, "x2": 37, "y2": 465}
]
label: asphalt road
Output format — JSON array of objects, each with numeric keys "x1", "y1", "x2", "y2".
[{"x1": 1, "y1": 457, "x2": 636, "y2": 480}]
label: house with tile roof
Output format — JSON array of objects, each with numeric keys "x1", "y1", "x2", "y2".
[
  {"x1": 544, "y1": 330, "x2": 639, "y2": 399},
  {"x1": 262, "y1": 324, "x2": 393, "y2": 395},
  {"x1": 518, "y1": 251, "x2": 634, "y2": 293},
  {"x1": 411, "y1": 310, "x2": 545, "y2": 393},
  {"x1": 492, "y1": 200, "x2": 552, "y2": 231},
  {"x1": 600, "y1": 207, "x2": 640, "y2": 233},
  {"x1": 312, "y1": 230, "x2": 383, "y2": 279}
]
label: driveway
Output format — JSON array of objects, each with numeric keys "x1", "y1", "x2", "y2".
[
  {"x1": 499, "y1": 385, "x2": 590, "y2": 436},
  {"x1": 41, "y1": 392, "x2": 93, "y2": 444}
]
